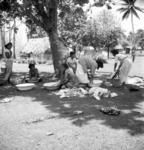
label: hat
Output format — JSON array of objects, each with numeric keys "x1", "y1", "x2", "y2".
[{"x1": 111, "y1": 49, "x2": 119, "y2": 55}]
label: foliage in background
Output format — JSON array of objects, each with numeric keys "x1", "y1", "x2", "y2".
[
  {"x1": 0, "y1": 0, "x2": 118, "y2": 70},
  {"x1": 81, "y1": 9, "x2": 124, "y2": 58},
  {"x1": 118, "y1": 0, "x2": 144, "y2": 51},
  {"x1": 58, "y1": 0, "x2": 86, "y2": 47},
  {"x1": 135, "y1": 29, "x2": 144, "y2": 50}
]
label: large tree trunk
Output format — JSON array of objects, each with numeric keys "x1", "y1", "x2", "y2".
[
  {"x1": 43, "y1": 2, "x2": 68, "y2": 74},
  {"x1": 131, "y1": 13, "x2": 135, "y2": 44},
  {"x1": 27, "y1": 0, "x2": 68, "y2": 74},
  {"x1": 47, "y1": 29, "x2": 68, "y2": 72}
]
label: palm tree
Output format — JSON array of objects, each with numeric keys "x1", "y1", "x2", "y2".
[{"x1": 118, "y1": 0, "x2": 144, "y2": 59}]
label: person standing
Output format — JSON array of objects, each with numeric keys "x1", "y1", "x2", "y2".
[
  {"x1": 0, "y1": 42, "x2": 13, "y2": 85},
  {"x1": 111, "y1": 49, "x2": 132, "y2": 86},
  {"x1": 131, "y1": 48, "x2": 136, "y2": 62}
]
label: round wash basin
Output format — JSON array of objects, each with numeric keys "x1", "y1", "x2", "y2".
[
  {"x1": 93, "y1": 80, "x2": 103, "y2": 87},
  {"x1": 16, "y1": 83, "x2": 35, "y2": 91},
  {"x1": 43, "y1": 81, "x2": 60, "y2": 90}
]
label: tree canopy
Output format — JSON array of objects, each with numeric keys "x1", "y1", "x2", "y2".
[
  {"x1": 0, "y1": 0, "x2": 117, "y2": 71},
  {"x1": 118, "y1": 0, "x2": 144, "y2": 52}
]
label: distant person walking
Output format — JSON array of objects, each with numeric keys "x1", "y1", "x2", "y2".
[{"x1": 131, "y1": 48, "x2": 136, "y2": 62}]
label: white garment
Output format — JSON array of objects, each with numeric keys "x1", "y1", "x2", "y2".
[
  {"x1": 119, "y1": 57, "x2": 132, "y2": 84},
  {"x1": 76, "y1": 63, "x2": 89, "y2": 84}
]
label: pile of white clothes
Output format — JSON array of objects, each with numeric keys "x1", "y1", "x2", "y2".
[
  {"x1": 127, "y1": 77, "x2": 144, "y2": 87},
  {"x1": 54, "y1": 87, "x2": 118, "y2": 100},
  {"x1": 54, "y1": 88, "x2": 88, "y2": 98},
  {"x1": 88, "y1": 87, "x2": 111, "y2": 100}
]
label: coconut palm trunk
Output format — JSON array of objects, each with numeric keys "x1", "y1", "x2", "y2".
[
  {"x1": 118, "y1": 0, "x2": 144, "y2": 62},
  {"x1": 131, "y1": 13, "x2": 135, "y2": 44},
  {"x1": 131, "y1": 13, "x2": 136, "y2": 61}
]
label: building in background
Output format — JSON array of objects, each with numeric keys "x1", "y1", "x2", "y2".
[
  {"x1": 21, "y1": 37, "x2": 51, "y2": 63},
  {"x1": 0, "y1": 18, "x2": 28, "y2": 58}
]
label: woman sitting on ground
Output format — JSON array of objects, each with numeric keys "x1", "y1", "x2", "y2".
[
  {"x1": 111, "y1": 49, "x2": 132, "y2": 86},
  {"x1": 59, "y1": 60, "x2": 79, "y2": 89}
]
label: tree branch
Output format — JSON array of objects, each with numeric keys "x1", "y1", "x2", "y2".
[
  {"x1": 18, "y1": 4, "x2": 44, "y2": 28},
  {"x1": 31, "y1": 0, "x2": 49, "y2": 20}
]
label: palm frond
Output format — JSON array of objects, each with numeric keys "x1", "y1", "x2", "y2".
[
  {"x1": 120, "y1": 0, "x2": 129, "y2": 4},
  {"x1": 131, "y1": 7, "x2": 140, "y2": 19},
  {"x1": 120, "y1": 0, "x2": 136, "y2": 5},
  {"x1": 122, "y1": 9, "x2": 130, "y2": 20},
  {"x1": 120, "y1": 3, "x2": 129, "y2": 6},
  {"x1": 129, "y1": 0, "x2": 137, "y2": 5},
  {"x1": 118, "y1": 7, "x2": 129, "y2": 13},
  {"x1": 134, "y1": 6, "x2": 144, "y2": 13}
]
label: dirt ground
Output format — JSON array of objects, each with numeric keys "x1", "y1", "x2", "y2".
[{"x1": 0, "y1": 57, "x2": 144, "y2": 150}]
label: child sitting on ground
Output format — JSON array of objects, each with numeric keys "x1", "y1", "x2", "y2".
[{"x1": 25, "y1": 62, "x2": 42, "y2": 83}]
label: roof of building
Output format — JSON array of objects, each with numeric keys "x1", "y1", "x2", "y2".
[{"x1": 21, "y1": 37, "x2": 50, "y2": 54}]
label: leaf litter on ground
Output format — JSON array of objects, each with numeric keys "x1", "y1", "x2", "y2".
[{"x1": 0, "y1": 97, "x2": 14, "y2": 103}]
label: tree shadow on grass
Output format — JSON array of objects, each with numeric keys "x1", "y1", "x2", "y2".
[{"x1": 0, "y1": 72, "x2": 144, "y2": 136}]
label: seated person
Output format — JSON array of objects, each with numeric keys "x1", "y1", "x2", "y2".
[
  {"x1": 66, "y1": 51, "x2": 77, "y2": 74},
  {"x1": 59, "y1": 63, "x2": 79, "y2": 89},
  {"x1": 25, "y1": 63, "x2": 42, "y2": 83}
]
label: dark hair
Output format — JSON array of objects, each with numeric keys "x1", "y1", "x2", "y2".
[
  {"x1": 111, "y1": 49, "x2": 119, "y2": 56},
  {"x1": 62, "y1": 63, "x2": 69, "y2": 69},
  {"x1": 70, "y1": 51, "x2": 75, "y2": 56},
  {"x1": 29, "y1": 63, "x2": 35, "y2": 69},
  {"x1": 72, "y1": 45, "x2": 76, "y2": 52},
  {"x1": 5, "y1": 42, "x2": 12, "y2": 49},
  {"x1": 96, "y1": 59, "x2": 103, "y2": 69}
]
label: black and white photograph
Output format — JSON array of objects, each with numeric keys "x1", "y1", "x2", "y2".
[{"x1": 0, "y1": 0, "x2": 144, "y2": 149}]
